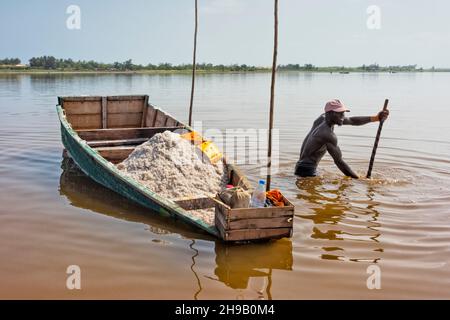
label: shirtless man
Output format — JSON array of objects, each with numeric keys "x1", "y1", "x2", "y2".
[{"x1": 295, "y1": 99, "x2": 389, "y2": 178}]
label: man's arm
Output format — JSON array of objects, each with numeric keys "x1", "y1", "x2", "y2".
[
  {"x1": 343, "y1": 110, "x2": 389, "y2": 126},
  {"x1": 343, "y1": 116, "x2": 373, "y2": 126},
  {"x1": 326, "y1": 140, "x2": 359, "y2": 178}
]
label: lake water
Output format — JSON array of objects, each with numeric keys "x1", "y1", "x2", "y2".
[{"x1": 0, "y1": 72, "x2": 449, "y2": 299}]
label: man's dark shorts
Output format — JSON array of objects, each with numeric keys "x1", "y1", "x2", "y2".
[{"x1": 295, "y1": 162, "x2": 317, "y2": 177}]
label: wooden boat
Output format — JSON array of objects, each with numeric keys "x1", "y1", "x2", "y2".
[{"x1": 57, "y1": 95, "x2": 294, "y2": 241}]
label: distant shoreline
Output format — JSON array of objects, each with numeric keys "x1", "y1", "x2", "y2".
[
  {"x1": 0, "y1": 69, "x2": 269, "y2": 75},
  {"x1": 1, "y1": 69, "x2": 449, "y2": 75},
  {"x1": 2, "y1": 57, "x2": 448, "y2": 74}
]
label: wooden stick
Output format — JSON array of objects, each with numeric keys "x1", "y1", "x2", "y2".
[
  {"x1": 266, "y1": 0, "x2": 278, "y2": 191},
  {"x1": 188, "y1": 0, "x2": 198, "y2": 127},
  {"x1": 140, "y1": 95, "x2": 149, "y2": 127},
  {"x1": 101, "y1": 97, "x2": 107, "y2": 129},
  {"x1": 366, "y1": 99, "x2": 389, "y2": 178}
]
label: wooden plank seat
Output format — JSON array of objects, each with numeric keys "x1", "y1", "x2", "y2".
[
  {"x1": 76, "y1": 126, "x2": 187, "y2": 141},
  {"x1": 87, "y1": 137, "x2": 149, "y2": 148}
]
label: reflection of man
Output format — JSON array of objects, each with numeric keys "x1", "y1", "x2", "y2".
[{"x1": 295, "y1": 99, "x2": 389, "y2": 178}]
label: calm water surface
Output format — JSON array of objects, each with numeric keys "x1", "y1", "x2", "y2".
[{"x1": 0, "y1": 72, "x2": 449, "y2": 299}]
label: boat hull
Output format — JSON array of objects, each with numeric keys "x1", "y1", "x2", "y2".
[
  {"x1": 58, "y1": 106, "x2": 218, "y2": 236},
  {"x1": 56, "y1": 94, "x2": 294, "y2": 242}
]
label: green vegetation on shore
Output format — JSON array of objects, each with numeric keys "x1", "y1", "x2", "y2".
[
  {"x1": 1, "y1": 56, "x2": 265, "y2": 73},
  {"x1": 0, "y1": 58, "x2": 21, "y2": 65},
  {"x1": 278, "y1": 63, "x2": 450, "y2": 73},
  {"x1": 1, "y1": 56, "x2": 449, "y2": 74}
]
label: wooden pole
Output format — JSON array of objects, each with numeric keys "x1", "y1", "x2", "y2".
[
  {"x1": 266, "y1": 0, "x2": 278, "y2": 191},
  {"x1": 366, "y1": 99, "x2": 389, "y2": 178},
  {"x1": 188, "y1": 0, "x2": 198, "y2": 126}
]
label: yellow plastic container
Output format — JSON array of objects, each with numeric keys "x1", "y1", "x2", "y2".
[
  {"x1": 180, "y1": 131, "x2": 204, "y2": 145},
  {"x1": 200, "y1": 141, "x2": 222, "y2": 164},
  {"x1": 180, "y1": 131, "x2": 222, "y2": 164}
]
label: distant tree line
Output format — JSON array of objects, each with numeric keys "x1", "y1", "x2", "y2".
[
  {"x1": 1, "y1": 56, "x2": 445, "y2": 72},
  {"x1": 279, "y1": 63, "x2": 422, "y2": 72},
  {"x1": 0, "y1": 58, "x2": 21, "y2": 65},
  {"x1": 278, "y1": 64, "x2": 318, "y2": 71},
  {"x1": 24, "y1": 56, "x2": 264, "y2": 72},
  {"x1": 360, "y1": 63, "x2": 419, "y2": 72}
]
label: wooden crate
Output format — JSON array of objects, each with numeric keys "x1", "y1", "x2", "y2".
[{"x1": 214, "y1": 193, "x2": 294, "y2": 242}]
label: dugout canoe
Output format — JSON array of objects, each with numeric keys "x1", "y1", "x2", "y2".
[{"x1": 57, "y1": 95, "x2": 294, "y2": 241}]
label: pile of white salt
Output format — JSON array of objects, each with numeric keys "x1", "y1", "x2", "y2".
[{"x1": 117, "y1": 131, "x2": 228, "y2": 204}]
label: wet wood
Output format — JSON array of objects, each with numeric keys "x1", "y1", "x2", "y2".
[
  {"x1": 146, "y1": 107, "x2": 157, "y2": 127},
  {"x1": 107, "y1": 113, "x2": 142, "y2": 128},
  {"x1": 224, "y1": 228, "x2": 292, "y2": 241},
  {"x1": 214, "y1": 190, "x2": 294, "y2": 241},
  {"x1": 141, "y1": 96, "x2": 149, "y2": 127},
  {"x1": 107, "y1": 100, "x2": 145, "y2": 114},
  {"x1": 266, "y1": 0, "x2": 279, "y2": 191},
  {"x1": 59, "y1": 96, "x2": 102, "y2": 102},
  {"x1": 227, "y1": 216, "x2": 292, "y2": 229},
  {"x1": 77, "y1": 126, "x2": 185, "y2": 141},
  {"x1": 67, "y1": 114, "x2": 102, "y2": 129},
  {"x1": 367, "y1": 99, "x2": 389, "y2": 178},
  {"x1": 165, "y1": 117, "x2": 177, "y2": 127},
  {"x1": 63, "y1": 101, "x2": 102, "y2": 115},
  {"x1": 188, "y1": 0, "x2": 198, "y2": 126},
  {"x1": 174, "y1": 197, "x2": 216, "y2": 210},
  {"x1": 228, "y1": 166, "x2": 253, "y2": 190},
  {"x1": 94, "y1": 145, "x2": 135, "y2": 162},
  {"x1": 214, "y1": 208, "x2": 229, "y2": 232},
  {"x1": 223, "y1": 205, "x2": 293, "y2": 220},
  {"x1": 106, "y1": 95, "x2": 146, "y2": 101},
  {"x1": 87, "y1": 138, "x2": 149, "y2": 148},
  {"x1": 154, "y1": 110, "x2": 168, "y2": 127},
  {"x1": 215, "y1": 210, "x2": 291, "y2": 241},
  {"x1": 101, "y1": 97, "x2": 107, "y2": 129}
]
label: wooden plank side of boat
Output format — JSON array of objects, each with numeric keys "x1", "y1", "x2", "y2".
[{"x1": 56, "y1": 103, "x2": 219, "y2": 236}]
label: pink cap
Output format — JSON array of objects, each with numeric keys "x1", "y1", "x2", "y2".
[{"x1": 324, "y1": 99, "x2": 350, "y2": 113}]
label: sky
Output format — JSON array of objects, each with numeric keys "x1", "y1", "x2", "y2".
[{"x1": 1, "y1": 0, "x2": 449, "y2": 68}]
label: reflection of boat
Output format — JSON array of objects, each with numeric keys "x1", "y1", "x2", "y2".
[
  {"x1": 213, "y1": 239, "x2": 293, "y2": 298},
  {"x1": 57, "y1": 95, "x2": 294, "y2": 241},
  {"x1": 59, "y1": 156, "x2": 213, "y2": 239},
  {"x1": 60, "y1": 159, "x2": 293, "y2": 299}
]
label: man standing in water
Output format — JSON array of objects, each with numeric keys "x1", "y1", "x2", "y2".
[{"x1": 295, "y1": 99, "x2": 389, "y2": 178}]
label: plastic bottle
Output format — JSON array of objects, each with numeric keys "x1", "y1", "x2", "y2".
[{"x1": 250, "y1": 180, "x2": 266, "y2": 208}]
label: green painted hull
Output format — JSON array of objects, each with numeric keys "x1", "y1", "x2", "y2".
[{"x1": 57, "y1": 105, "x2": 219, "y2": 237}]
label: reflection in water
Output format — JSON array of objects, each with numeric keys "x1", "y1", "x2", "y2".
[
  {"x1": 0, "y1": 74, "x2": 22, "y2": 97},
  {"x1": 211, "y1": 240, "x2": 293, "y2": 299},
  {"x1": 296, "y1": 176, "x2": 382, "y2": 263},
  {"x1": 29, "y1": 74, "x2": 59, "y2": 92},
  {"x1": 59, "y1": 156, "x2": 293, "y2": 299},
  {"x1": 189, "y1": 239, "x2": 202, "y2": 300}
]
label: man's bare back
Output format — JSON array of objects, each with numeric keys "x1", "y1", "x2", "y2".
[{"x1": 295, "y1": 100, "x2": 389, "y2": 178}]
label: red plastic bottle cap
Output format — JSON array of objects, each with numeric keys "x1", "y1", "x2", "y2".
[{"x1": 226, "y1": 184, "x2": 234, "y2": 189}]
